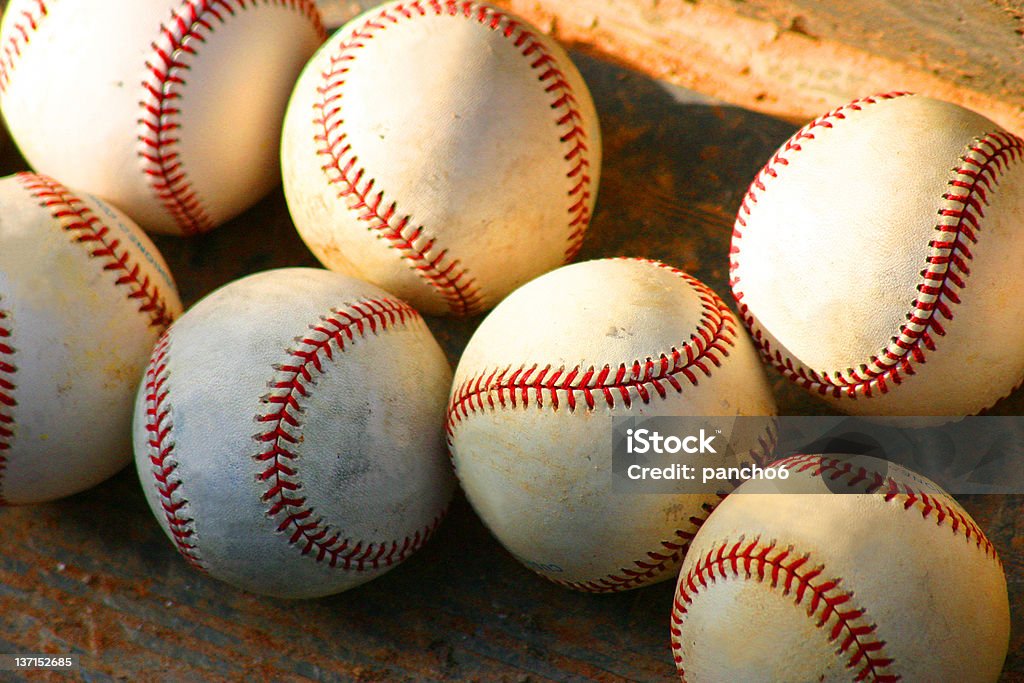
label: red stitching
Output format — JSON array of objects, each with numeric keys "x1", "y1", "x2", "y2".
[
  {"x1": 313, "y1": 0, "x2": 593, "y2": 315},
  {"x1": 0, "y1": 302, "x2": 15, "y2": 506},
  {"x1": 670, "y1": 536, "x2": 900, "y2": 682},
  {"x1": 776, "y1": 454, "x2": 999, "y2": 561},
  {"x1": 0, "y1": 0, "x2": 48, "y2": 94},
  {"x1": 445, "y1": 258, "x2": 737, "y2": 436},
  {"x1": 550, "y1": 497, "x2": 723, "y2": 593},
  {"x1": 138, "y1": 0, "x2": 325, "y2": 235},
  {"x1": 751, "y1": 416, "x2": 779, "y2": 467},
  {"x1": 546, "y1": 419, "x2": 777, "y2": 592},
  {"x1": 254, "y1": 297, "x2": 444, "y2": 569},
  {"x1": 143, "y1": 333, "x2": 206, "y2": 570},
  {"x1": 446, "y1": 257, "x2": 761, "y2": 592},
  {"x1": 18, "y1": 173, "x2": 175, "y2": 329},
  {"x1": 730, "y1": 93, "x2": 1024, "y2": 399}
]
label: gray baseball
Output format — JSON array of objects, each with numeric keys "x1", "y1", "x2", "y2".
[{"x1": 132, "y1": 268, "x2": 454, "y2": 598}]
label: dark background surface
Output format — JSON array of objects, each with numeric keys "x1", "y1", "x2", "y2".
[{"x1": 0, "y1": 15, "x2": 1021, "y2": 683}]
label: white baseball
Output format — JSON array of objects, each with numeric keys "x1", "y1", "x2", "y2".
[
  {"x1": 670, "y1": 453, "x2": 1010, "y2": 681},
  {"x1": 281, "y1": 0, "x2": 601, "y2": 317},
  {"x1": 133, "y1": 268, "x2": 455, "y2": 598},
  {"x1": 0, "y1": 172, "x2": 182, "y2": 505},
  {"x1": 446, "y1": 258, "x2": 777, "y2": 591},
  {"x1": 730, "y1": 92, "x2": 1024, "y2": 418},
  {"x1": 0, "y1": 0, "x2": 325, "y2": 235}
]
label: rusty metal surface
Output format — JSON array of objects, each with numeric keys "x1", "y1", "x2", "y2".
[{"x1": 0, "y1": 42, "x2": 1021, "y2": 683}]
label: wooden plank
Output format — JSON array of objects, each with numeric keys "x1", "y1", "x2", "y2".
[
  {"x1": 0, "y1": 2, "x2": 1021, "y2": 680},
  {"x1": 480, "y1": 0, "x2": 1024, "y2": 134}
]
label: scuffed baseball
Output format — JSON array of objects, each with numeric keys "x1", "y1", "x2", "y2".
[
  {"x1": 446, "y1": 258, "x2": 777, "y2": 591},
  {"x1": 281, "y1": 0, "x2": 601, "y2": 317},
  {"x1": 0, "y1": 172, "x2": 182, "y2": 504},
  {"x1": 730, "y1": 92, "x2": 1024, "y2": 418},
  {"x1": 133, "y1": 268, "x2": 454, "y2": 598},
  {"x1": 0, "y1": 0, "x2": 325, "y2": 235},
  {"x1": 670, "y1": 453, "x2": 1010, "y2": 682}
]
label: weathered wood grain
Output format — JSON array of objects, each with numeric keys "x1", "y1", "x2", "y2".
[
  {"x1": 0, "y1": 2, "x2": 1020, "y2": 680},
  {"x1": 314, "y1": 0, "x2": 1024, "y2": 135},
  {"x1": 481, "y1": 0, "x2": 1024, "y2": 134}
]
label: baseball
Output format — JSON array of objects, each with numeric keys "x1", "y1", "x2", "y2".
[
  {"x1": 730, "y1": 92, "x2": 1024, "y2": 418},
  {"x1": 281, "y1": 0, "x2": 601, "y2": 317},
  {"x1": 0, "y1": 172, "x2": 182, "y2": 505},
  {"x1": 670, "y1": 453, "x2": 1010, "y2": 681},
  {"x1": 446, "y1": 258, "x2": 777, "y2": 591},
  {"x1": 133, "y1": 268, "x2": 455, "y2": 598},
  {"x1": 0, "y1": 0, "x2": 325, "y2": 235}
]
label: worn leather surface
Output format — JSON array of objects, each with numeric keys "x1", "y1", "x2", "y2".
[
  {"x1": 132, "y1": 268, "x2": 455, "y2": 598},
  {"x1": 0, "y1": 173, "x2": 182, "y2": 503},
  {"x1": 448, "y1": 258, "x2": 776, "y2": 589},
  {"x1": 281, "y1": 0, "x2": 602, "y2": 315},
  {"x1": 0, "y1": 0, "x2": 323, "y2": 234},
  {"x1": 731, "y1": 93, "x2": 1024, "y2": 418},
  {"x1": 671, "y1": 454, "x2": 1010, "y2": 682}
]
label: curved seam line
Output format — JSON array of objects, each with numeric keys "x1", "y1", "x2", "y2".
[
  {"x1": 144, "y1": 332, "x2": 206, "y2": 570},
  {"x1": 138, "y1": 0, "x2": 325, "y2": 235},
  {"x1": 446, "y1": 257, "x2": 756, "y2": 593},
  {"x1": 547, "y1": 420, "x2": 778, "y2": 592},
  {"x1": 253, "y1": 296, "x2": 444, "y2": 570},
  {"x1": 730, "y1": 92, "x2": 1024, "y2": 399},
  {"x1": 445, "y1": 258, "x2": 738, "y2": 437},
  {"x1": 670, "y1": 535, "x2": 900, "y2": 682},
  {"x1": 18, "y1": 173, "x2": 175, "y2": 329},
  {"x1": 312, "y1": 0, "x2": 593, "y2": 315},
  {"x1": 551, "y1": 496, "x2": 723, "y2": 593},
  {"x1": 0, "y1": 0, "x2": 48, "y2": 94},
  {"x1": 0, "y1": 301, "x2": 15, "y2": 506},
  {"x1": 776, "y1": 453, "x2": 999, "y2": 562}
]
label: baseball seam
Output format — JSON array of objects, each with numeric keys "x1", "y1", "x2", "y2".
[
  {"x1": 144, "y1": 333, "x2": 206, "y2": 571},
  {"x1": 0, "y1": 302, "x2": 14, "y2": 506},
  {"x1": 670, "y1": 535, "x2": 899, "y2": 683},
  {"x1": 447, "y1": 257, "x2": 757, "y2": 591},
  {"x1": 549, "y1": 419, "x2": 778, "y2": 593},
  {"x1": 18, "y1": 173, "x2": 176, "y2": 329},
  {"x1": 551, "y1": 498, "x2": 722, "y2": 593},
  {"x1": 670, "y1": 453, "x2": 1003, "y2": 681},
  {"x1": 313, "y1": 0, "x2": 593, "y2": 316},
  {"x1": 730, "y1": 92, "x2": 1024, "y2": 399},
  {"x1": 446, "y1": 259, "x2": 737, "y2": 434},
  {"x1": 254, "y1": 297, "x2": 444, "y2": 570},
  {"x1": 778, "y1": 453, "x2": 999, "y2": 562},
  {"x1": 0, "y1": 0, "x2": 48, "y2": 94},
  {"x1": 138, "y1": 0, "x2": 325, "y2": 235}
]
